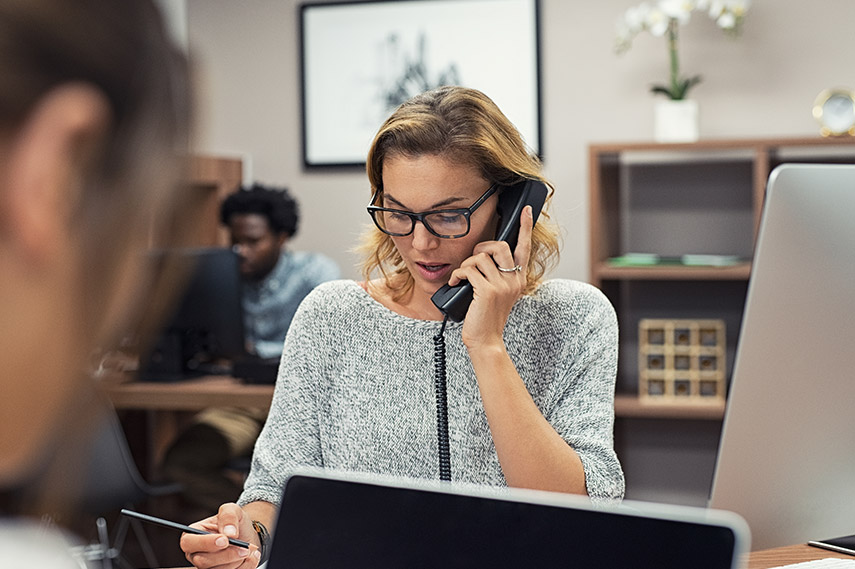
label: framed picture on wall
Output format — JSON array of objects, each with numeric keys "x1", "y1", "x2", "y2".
[{"x1": 299, "y1": 0, "x2": 541, "y2": 168}]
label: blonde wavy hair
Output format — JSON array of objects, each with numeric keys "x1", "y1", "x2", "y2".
[{"x1": 358, "y1": 86, "x2": 560, "y2": 301}]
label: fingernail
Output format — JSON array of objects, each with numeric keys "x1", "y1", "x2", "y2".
[
  {"x1": 224, "y1": 525, "x2": 237, "y2": 537},
  {"x1": 253, "y1": 550, "x2": 262, "y2": 560},
  {"x1": 238, "y1": 547, "x2": 249, "y2": 557},
  {"x1": 215, "y1": 536, "x2": 228, "y2": 547}
]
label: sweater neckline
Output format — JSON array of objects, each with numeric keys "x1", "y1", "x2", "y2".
[{"x1": 345, "y1": 280, "x2": 463, "y2": 329}]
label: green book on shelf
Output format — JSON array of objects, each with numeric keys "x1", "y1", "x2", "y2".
[{"x1": 608, "y1": 253, "x2": 742, "y2": 267}]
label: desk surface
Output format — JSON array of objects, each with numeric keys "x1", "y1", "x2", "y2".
[
  {"x1": 100, "y1": 375, "x2": 275, "y2": 473},
  {"x1": 101, "y1": 375, "x2": 274, "y2": 411},
  {"x1": 746, "y1": 543, "x2": 852, "y2": 568},
  {"x1": 161, "y1": 543, "x2": 853, "y2": 569}
]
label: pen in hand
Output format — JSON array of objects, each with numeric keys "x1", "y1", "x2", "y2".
[{"x1": 120, "y1": 508, "x2": 251, "y2": 549}]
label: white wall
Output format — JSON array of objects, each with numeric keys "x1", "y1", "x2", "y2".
[{"x1": 185, "y1": 0, "x2": 855, "y2": 281}]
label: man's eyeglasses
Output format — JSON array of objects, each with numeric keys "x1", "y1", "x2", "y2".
[{"x1": 367, "y1": 184, "x2": 498, "y2": 239}]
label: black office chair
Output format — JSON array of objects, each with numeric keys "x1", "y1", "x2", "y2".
[{"x1": 73, "y1": 399, "x2": 183, "y2": 569}]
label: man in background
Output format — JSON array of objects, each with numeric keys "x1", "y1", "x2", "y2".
[
  {"x1": 161, "y1": 183, "x2": 340, "y2": 513},
  {"x1": 225, "y1": 183, "x2": 340, "y2": 358}
]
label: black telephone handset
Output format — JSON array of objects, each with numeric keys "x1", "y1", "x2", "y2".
[{"x1": 430, "y1": 179, "x2": 548, "y2": 322}]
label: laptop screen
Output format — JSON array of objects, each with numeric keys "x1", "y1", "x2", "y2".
[{"x1": 267, "y1": 473, "x2": 746, "y2": 569}]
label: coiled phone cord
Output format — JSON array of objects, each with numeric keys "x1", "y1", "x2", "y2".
[{"x1": 432, "y1": 315, "x2": 452, "y2": 481}]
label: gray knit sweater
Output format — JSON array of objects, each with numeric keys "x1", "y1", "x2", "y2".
[{"x1": 239, "y1": 279, "x2": 624, "y2": 505}]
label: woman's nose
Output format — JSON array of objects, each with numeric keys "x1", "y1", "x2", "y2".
[{"x1": 410, "y1": 221, "x2": 439, "y2": 250}]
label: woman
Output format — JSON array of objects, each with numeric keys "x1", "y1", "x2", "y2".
[
  {"x1": 181, "y1": 86, "x2": 622, "y2": 569},
  {"x1": 0, "y1": 0, "x2": 198, "y2": 565}
]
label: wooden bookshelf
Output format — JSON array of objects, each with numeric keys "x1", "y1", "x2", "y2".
[
  {"x1": 589, "y1": 136, "x2": 855, "y2": 505},
  {"x1": 188, "y1": 154, "x2": 243, "y2": 246}
]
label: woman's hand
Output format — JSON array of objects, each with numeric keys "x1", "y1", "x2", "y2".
[
  {"x1": 180, "y1": 503, "x2": 262, "y2": 569},
  {"x1": 447, "y1": 205, "x2": 534, "y2": 351},
  {"x1": 447, "y1": 205, "x2": 589, "y2": 495}
]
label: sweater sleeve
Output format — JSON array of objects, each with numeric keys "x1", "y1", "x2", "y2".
[
  {"x1": 238, "y1": 286, "x2": 329, "y2": 506},
  {"x1": 534, "y1": 281, "x2": 624, "y2": 502}
]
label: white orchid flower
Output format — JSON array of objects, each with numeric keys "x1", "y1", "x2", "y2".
[
  {"x1": 707, "y1": 0, "x2": 724, "y2": 18},
  {"x1": 710, "y1": 0, "x2": 749, "y2": 30},
  {"x1": 614, "y1": 0, "x2": 749, "y2": 99},
  {"x1": 716, "y1": 12, "x2": 736, "y2": 29},
  {"x1": 625, "y1": 3, "x2": 651, "y2": 32},
  {"x1": 658, "y1": 0, "x2": 693, "y2": 24},
  {"x1": 615, "y1": 22, "x2": 634, "y2": 52},
  {"x1": 723, "y1": 0, "x2": 750, "y2": 15},
  {"x1": 645, "y1": 7, "x2": 670, "y2": 36}
]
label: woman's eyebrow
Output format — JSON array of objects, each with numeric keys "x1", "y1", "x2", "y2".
[{"x1": 383, "y1": 193, "x2": 468, "y2": 210}]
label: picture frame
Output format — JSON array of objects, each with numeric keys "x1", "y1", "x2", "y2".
[{"x1": 299, "y1": 0, "x2": 542, "y2": 168}]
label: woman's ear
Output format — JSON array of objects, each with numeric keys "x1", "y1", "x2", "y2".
[{"x1": 0, "y1": 83, "x2": 111, "y2": 265}]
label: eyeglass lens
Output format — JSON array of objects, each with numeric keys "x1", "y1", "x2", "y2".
[{"x1": 375, "y1": 210, "x2": 468, "y2": 237}]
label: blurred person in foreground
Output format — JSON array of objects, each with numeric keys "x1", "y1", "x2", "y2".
[{"x1": 0, "y1": 0, "x2": 262, "y2": 566}]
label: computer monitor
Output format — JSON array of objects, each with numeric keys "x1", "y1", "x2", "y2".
[
  {"x1": 138, "y1": 247, "x2": 247, "y2": 381},
  {"x1": 709, "y1": 163, "x2": 855, "y2": 550}
]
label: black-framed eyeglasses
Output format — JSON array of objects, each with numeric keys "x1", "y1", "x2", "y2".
[{"x1": 366, "y1": 184, "x2": 498, "y2": 239}]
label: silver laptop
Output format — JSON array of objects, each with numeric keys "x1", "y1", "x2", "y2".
[
  {"x1": 709, "y1": 163, "x2": 855, "y2": 550},
  {"x1": 265, "y1": 471, "x2": 748, "y2": 568}
]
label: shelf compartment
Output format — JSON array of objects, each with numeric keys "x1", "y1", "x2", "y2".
[
  {"x1": 618, "y1": 160, "x2": 754, "y2": 259},
  {"x1": 604, "y1": 279, "x2": 749, "y2": 398}
]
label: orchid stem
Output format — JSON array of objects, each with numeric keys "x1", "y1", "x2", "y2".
[{"x1": 668, "y1": 18, "x2": 680, "y2": 99}]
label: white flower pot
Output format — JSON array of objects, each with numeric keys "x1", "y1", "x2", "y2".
[{"x1": 654, "y1": 99, "x2": 699, "y2": 142}]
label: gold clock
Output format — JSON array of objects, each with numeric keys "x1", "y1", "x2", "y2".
[{"x1": 813, "y1": 88, "x2": 855, "y2": 136}]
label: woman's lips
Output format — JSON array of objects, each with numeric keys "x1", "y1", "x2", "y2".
[{"x1": 415, "y1": 262, "x2": 452, "y2": 282}]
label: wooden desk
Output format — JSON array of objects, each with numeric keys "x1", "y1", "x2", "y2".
[
  {"x1": 103, "y1": 375, "x2": 274, "y2": 411},
  {"x1": 161, "y1": 543, "x2": 853, "y2": 569},
  {"x1": 100, "y1": 375, "x2": 274, "y2": 473},
  {"x1": 746, "y1": 543, "x2": 853, "y2": 568}
]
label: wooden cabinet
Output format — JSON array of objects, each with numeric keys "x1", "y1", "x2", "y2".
[
  {"x1": 146, "y1": 154, "x2": 243, "y2": 249},
  {"x1": 188, "y1": 154, "x2": 243, "y2": 247},
  {"x1": 589, "y1": 137, "x2": 855, "y2": 505}
]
